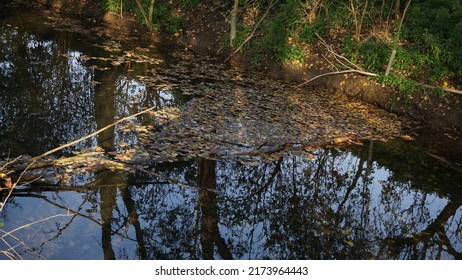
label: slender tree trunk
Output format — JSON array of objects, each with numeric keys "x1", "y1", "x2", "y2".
[
  {"x1": 394, "y1": 0, "x2": 401, "y2": 19},
  {"x1": 134, "y1": 0, "x2": 153, "y2": 31},
  {"x1": 385, "y1": 0, "x2": 411, "y2": 76},
  {"x1": 149, "y1": 0, "x2": 156, "y2": 24},
  {"x1": 230, "y1": 0, "x2": 239, "y2": 47},
  {"x1": 121, "y1": 186, "x2": 148, "y2": 259}
]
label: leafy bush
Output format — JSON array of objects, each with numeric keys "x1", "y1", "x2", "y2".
[
  {"x1": 103, "y1": 0, "x2": 184, "y2": 34},
  {"x1": 151, "y1": 2, "x2": 184, "y2": 34},
  {"x1": 251, "y1": 0, "x2": 306, "y2": 63},
  {"x1": 379, "y1": 74, "x2": 423, "y2": 96},
  {"x1": 404, "y1": 0, "x2": 462, "y2": 83},
  {"x1": 343, "y1": 37, "x2": 390, "y2": 73},
  {"x1": 299, "y1": 17, "x2": 326, "y2": 43},
  {"x1": 104, "y1": 0, "x2": 137, "y2": 14}
]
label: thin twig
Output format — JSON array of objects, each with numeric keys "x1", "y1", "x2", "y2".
[
  {"x1": 317, "y1": 33, "x2": 365, "y2": 71},
  {"x1": 29, "y1": 106, "x2": 157, "y2": 162},
  {"x1": 422, "y1": 84, "x2": 462, "y2": 95},
  {"x1": 321, "y1": 54, "x2": 339, "y2": 71},
  {"x1": 302, "y1": 33, "x2": 462, "y2": 95},
  {"x1": 1, "y1": 214, "x2": 72, "y2": 239},
  {"x1": 0, "y1": 160, "x2": 37, "y2": 213},
  {"x1": 225, "y1": 0, "x2": 279, "y2": 62},
  {"x1": 1, "y1": 156, "x2": 23, "y2": 173},
  {"x1": 299, "y1": 69, "x2": 377, "y2": 86}
]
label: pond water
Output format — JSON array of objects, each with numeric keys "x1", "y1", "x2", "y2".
[{"x1": 1, "y1": 3, "x2": 462, "y2": 260}]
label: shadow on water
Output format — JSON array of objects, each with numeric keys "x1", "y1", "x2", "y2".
[{"x1": 1, "y1": 3, "x2": 462, "y2": 260}]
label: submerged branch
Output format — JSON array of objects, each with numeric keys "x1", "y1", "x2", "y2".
[{"x1": 29, "y1": 106, "x2": 156, "y2": 162}]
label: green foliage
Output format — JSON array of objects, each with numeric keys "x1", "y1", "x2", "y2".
[
  {"x1": 378, "y1": 74, "x2": 423, "y2": 96},
  {"x1": 231, "y1": 23, "x2": 254, "y2": 52},
  {"x1": 243, "y1": 0, "x2": 306, "y2": 63},
  {"x1": 325, "y1": 0, "x2": 462, "y2": 92},
  {"x1": 343, "y1": 37, "x2": 390, "y2": 73},
  {"x1": 299, "y1": 17, "x2": 326, "y2": 43},
  {"x1": 403, "y1": 0, "x2": 462, "y2": 83},
  {"x1": 103, "y1": 0, "x2": 184, "y2": 34},
  {"x1": 104, "y1": 0, "x2": 136, "y2": 14},
  {"x1": 101, "y1": 0, "x2": 462, "y2": 92},
  {"x1": 151, "y1": 2, "x2": 184, "y2": 34}
]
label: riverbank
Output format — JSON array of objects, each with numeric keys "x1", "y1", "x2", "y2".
[{"x1": 10, "y1": 0, "x2": 462, "y2": 133}]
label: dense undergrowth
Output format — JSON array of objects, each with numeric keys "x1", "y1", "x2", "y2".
[{"x1": 102, "y1": 0, "x2": 461, "y2": 94}]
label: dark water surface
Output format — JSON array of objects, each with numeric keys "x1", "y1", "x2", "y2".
[{"x1": 1, "y1": 3, "x2": 462, "y2": 260}]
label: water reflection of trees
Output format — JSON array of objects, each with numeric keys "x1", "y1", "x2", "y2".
[
  {"x1": 0, "y1": 20, "x2": 186, "y2": 157},
  {"x1": 114, "y1": 143, "x2": 461, "y2": 260},
  {"x1": 4, "y1": 142, "x2": 461, "y2": 259}
]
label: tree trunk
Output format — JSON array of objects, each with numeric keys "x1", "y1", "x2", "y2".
[
  {"x1": 149, "y1": 0, "x2": 156, "y2": 24},
  {"x1": 385, "y1": 0, "x2": 411, "y2": 76},
  {"x1": 394, "y1": 0, "x2": 401, "y2": 19},
  {"x1": 230, "y1": 0, "x2": 239, "y2": 47},
  {"x1": 134, "y1": 0, "x2": 153, "y2": 32}
]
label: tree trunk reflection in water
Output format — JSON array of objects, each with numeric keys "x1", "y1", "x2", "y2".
[
  {"x1": 121, "y1": 186, "x2": 148, "y2": 259},
  {"x1": 94, "y1": 68, "x2": 118, "y2": 260},
  {"x1": 197, "y1": 157, "x2": 232, "y2": 260},
  {"x1": 94, "y1": 67, "x2": 149, "y2": 259},
  {"x1": 378, "y1": 196, "x2": 462, "y2": 259}
]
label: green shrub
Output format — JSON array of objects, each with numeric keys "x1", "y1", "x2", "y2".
[
  {"x1": 250, "y1": 0, "x2": 306, "y2": 63},
  {"x1": 404, "y1": 0, "x2": 462, "y2": 82},
  {"x1": 103, "y1": 0, "x2": 184, "y2": 34},
  {"x1": 299, "y1": 18, "x2": 326, "y2": 43},
  {"x1": 152, "y1": 2, "x2": 184, "y2": 34},
  {"x1": 343, "y1": 37, "x2": 390, "y2": 73},
  {"x1": 104, "y1": 0, "x2": 137, "y2": 14},
  {"x1": 379, "y1": 74, "x2": 423, "y2": 96}
]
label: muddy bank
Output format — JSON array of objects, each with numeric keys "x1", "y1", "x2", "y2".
[
  {"x1": 22, "y1": 0, "x2": 462, "y2": 132},
  {"x1": 175, "y1": 2, "x2": 462, "y2": 132},
  {"x1": 32, "y1": 0, "x2": 103, "y2": 18}
]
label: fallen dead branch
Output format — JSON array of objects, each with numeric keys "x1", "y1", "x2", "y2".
[
  {"x1": 299, "y1": 34, "x2": 377, "y2": 87},
  {"x1": 299, "y1": 34, "x2": 462, "y2": 95},
  {"x1": 0, "y1": 105, "x2": 197, "y2": 197},
  {"x1": 421, "y1": 84, "x2": 462, "y2": 95},
  {"x1": 6, "y1": 151, "x2": 192, "y2": 189},
  {"x1": 299, "y1": 69, "x2": 377, "y2": 86},
  {"x1": 30, "y1": 106, "x2": 157, "y2": 162},
  {"x1": 1, "y1": 106, "x2": 156, "y2": 184},
  {"x1": 232, "y1": 136, "x2": 377, "y2": 159}
]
